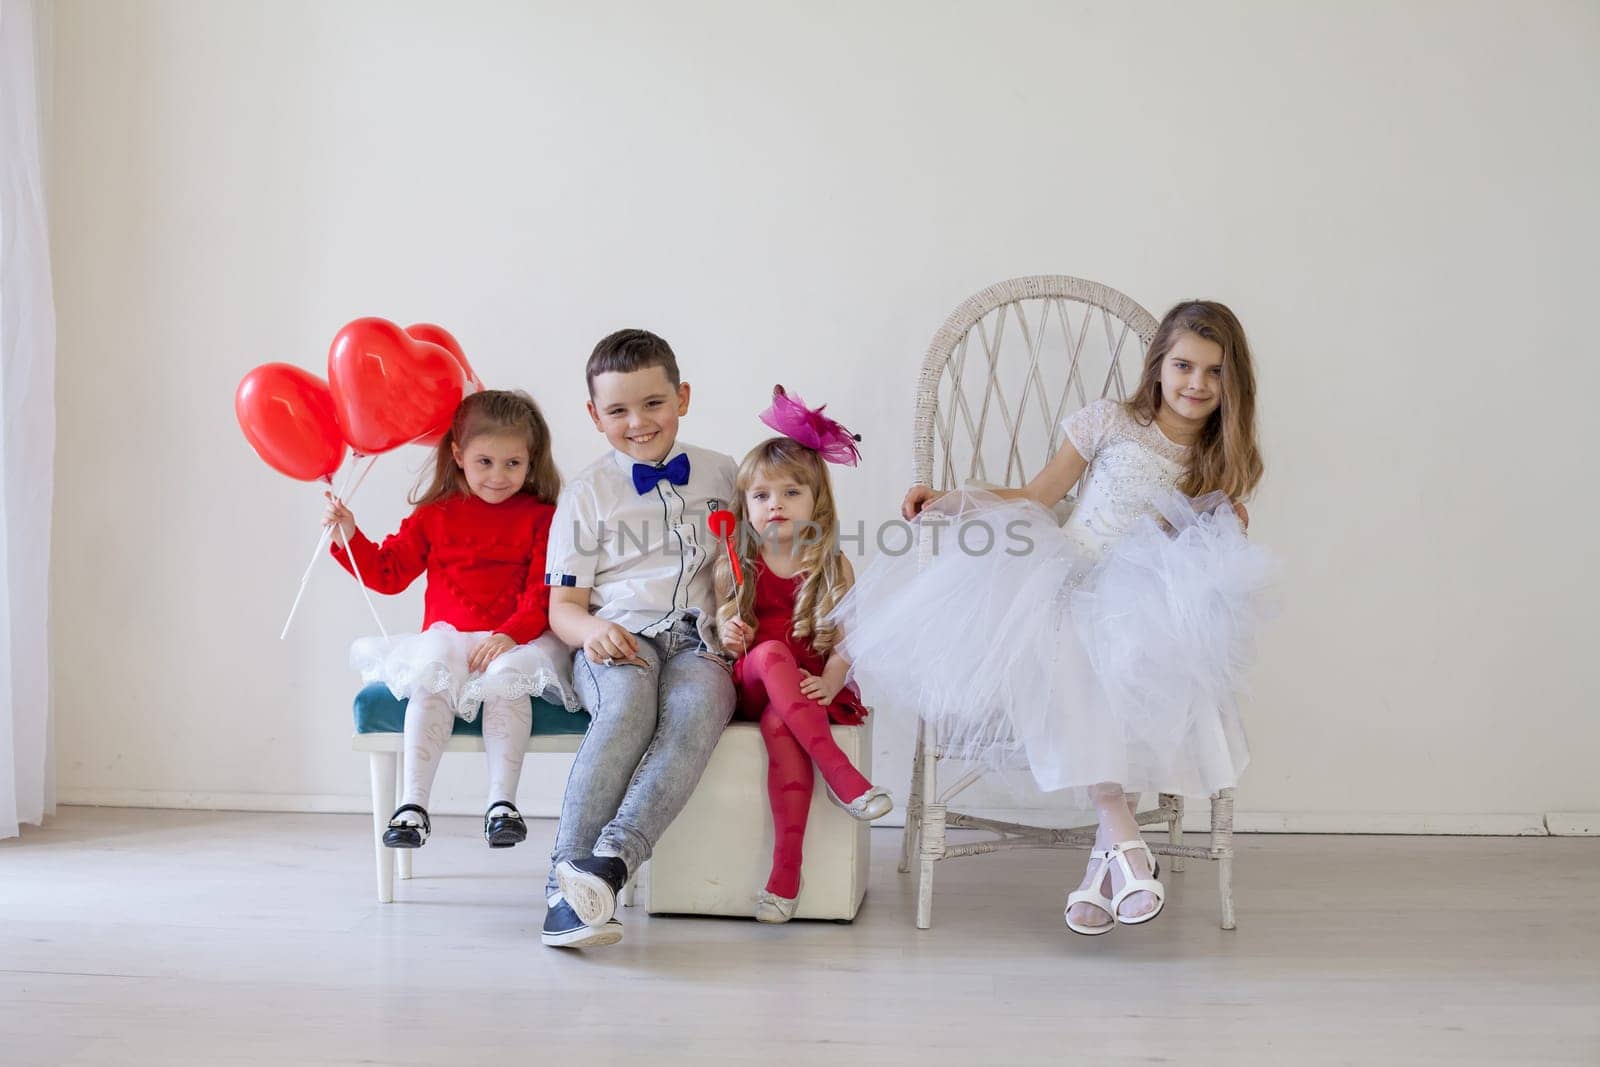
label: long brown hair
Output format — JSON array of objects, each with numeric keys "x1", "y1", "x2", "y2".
[
  {"x1": 714, "y1": 437, "x2": 851, "y2": 655},
  {"x1": 410, "y1": 390, "x2": 562, "y2": 507},
  {"x1": 1126, "y1": 301, "x2": 1264, "y2": 501}
]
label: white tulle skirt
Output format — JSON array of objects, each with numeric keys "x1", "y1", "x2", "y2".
[
  {"x1": 350, "y1": 624, "x2": 581, "y2": 722},
  {"x1": 833, "y1": 489, "x2": 1274, "y2": 797}
]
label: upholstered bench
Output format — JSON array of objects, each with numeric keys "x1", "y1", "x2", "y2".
[
  {"x1": 351, "y1": 683, "x2": 590, "y2": 903},
  {"x1": 648, "y1": 717, "x2": 873, "y2": 922},
  {"x1": 354, "y1": 686, "x2": 872, "y2": 918}
]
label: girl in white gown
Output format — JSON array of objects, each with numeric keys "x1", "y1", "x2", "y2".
[{"x1": 833, "y1": 301, "x2": 1273, "y2": 935}]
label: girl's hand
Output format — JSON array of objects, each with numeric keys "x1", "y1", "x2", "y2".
[
  {"x1": 799, "y1": 671, "x2": 841, "y2": 706},
  {"x1": 584, "y1": 622, "x2": 647, "y2": 667},
  {"x1": 1231, "y1": 500, "x2": 1250, "y2": 531},
  {"x1": 902, "y1": 485, "x2": 947, "y2": 521},
  {"x1": 469, "y1": 633, "x2": 517, "y2": 672},
  {"x1": 322, "y1": 493, "x2": 356, "y2": 540},
  {"x1": 721, "y1": 617, "x2": 752, "y2": 656}
]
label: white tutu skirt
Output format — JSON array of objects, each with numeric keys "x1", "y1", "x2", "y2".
[
  {"x1": 350, "y1": 624, "x2": 581, "y2": 722},
  {"x1": 833, "y1": 489, "x2": 1274, "y2": 797}
]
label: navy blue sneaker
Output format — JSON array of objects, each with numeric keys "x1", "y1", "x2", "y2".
[
  {"x1": 556, "y1": 856, "x2": 629, "y2": 928},
  {"x1": 541, "y1": 896, "x2": 622, "y2": 948}
]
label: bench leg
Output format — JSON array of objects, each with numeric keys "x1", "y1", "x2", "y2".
[
  {"x1": 392, "y1": 769, "x2": 412, "y2": 881},
  {"x1": 620, "y1": 867, "x2": 639, "y2": 909},
  {"x1": 369, "y1": 752, "x2": 397, "y2": 903}
]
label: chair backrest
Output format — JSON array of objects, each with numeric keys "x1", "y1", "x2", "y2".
[{"x1": 913, "y1": 276, "x2": 1160, "y2": 491}]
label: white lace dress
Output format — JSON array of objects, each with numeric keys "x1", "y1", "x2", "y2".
[{"x1": 833, "y1": 399, "x2": 1273, "y2": 797}]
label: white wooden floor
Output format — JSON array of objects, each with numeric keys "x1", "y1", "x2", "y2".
[{"x1": 2, "y1": 807, "x2": 1596, "y2": 1066}]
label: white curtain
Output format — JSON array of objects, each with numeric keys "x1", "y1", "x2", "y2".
[{"x1": 0, "y1": 0, "x2": 56, "y2": 839}]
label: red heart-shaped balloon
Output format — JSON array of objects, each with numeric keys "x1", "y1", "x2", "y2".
[
  {"x1": 235, "y1": 363, "x2": 348, "y2": 482},
  {"x1": 405, "y1": 323, "x2": 482, "y2": 392},
  {"x1": 328, "y1": 317, "x2": 465, "y2": 454}
]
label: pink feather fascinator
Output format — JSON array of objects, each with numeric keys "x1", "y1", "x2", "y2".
[{"x1": 758, "y1": 385, "x2": 862, "y2": 467}]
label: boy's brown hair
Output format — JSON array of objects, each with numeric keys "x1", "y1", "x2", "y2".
[{"x1": 585, "y1": 329, "x2": 681, "y2": 396}]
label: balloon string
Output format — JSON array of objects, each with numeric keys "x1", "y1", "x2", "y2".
[
  {"x1": 280, "y1": 527, "x2": 335, "y2": 641},
  {"x1": 337, "y1": 521, "x2": 390, "y2": 641},
  {"x1": 343, "y1": 453, "x2": 379, "y2": 500},
  {"x1": 278, "y1": 453, "x2": 380, "y2": 640},
  {"x1": 331, "y1": 458, "x2": 355, "y2": 500}
]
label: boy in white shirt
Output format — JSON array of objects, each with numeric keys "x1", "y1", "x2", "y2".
[{"x1": 541, "y1": 328, "x2": 739, "y2": 948}]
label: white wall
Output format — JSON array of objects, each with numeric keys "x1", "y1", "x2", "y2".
[{"x1": 46, "y1": 0, "x2": 1599, "y2": 831}]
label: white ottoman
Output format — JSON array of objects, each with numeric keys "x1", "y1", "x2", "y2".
[{"x1": 647, "y1": 717, "x2": 872, "y2": 921}]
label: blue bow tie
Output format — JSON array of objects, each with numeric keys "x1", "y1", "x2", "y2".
[{"x1": 632, "y1": 452, "x2": 692, "y2": 495}]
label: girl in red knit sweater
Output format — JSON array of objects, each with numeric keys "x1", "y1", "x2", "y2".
[
  {"x1": 323, "y1": 390, "x2": 578, "y2": 850},
  {"x1": 715, "y1": 387, "x2": 893, "y2": 923}
]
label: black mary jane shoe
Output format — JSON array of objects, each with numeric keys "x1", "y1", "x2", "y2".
[
  {"x1": 483, "y1": 801, "x2": 527, "y2": 849},
  {"x1": 382, "y1": 804, "x2": 431, "y2": 849}
]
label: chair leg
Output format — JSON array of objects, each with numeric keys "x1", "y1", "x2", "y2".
[
  {"x1": 914, "y1": 738, "x2": 941, "y2": 930},
  {"x1": 898, "y1": 720, "x2": 926, "y2": 874},
  {"x1": 1212, "y1": 788, "x2": 1237, "y2": 930},
  {"x1": 393, "y1": 768, "x2": 412, "y2": 882},
  {"x1": 1164, "y1": 792, "x2": 1185, "y2": 873},
  {"x1": 917, "y1": 803, "x2": 944, "y2": 931},
  {"x1": 368, "y1": 752, "x2": 397, "y2": 904},
  {"x1": 1218, "y1": 854, "x2": 1235, "y2": 931}
]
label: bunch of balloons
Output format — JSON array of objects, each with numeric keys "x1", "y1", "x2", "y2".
[
  {"x1": 234, "y1": 318, "x2": 483, "y2": 637},
  {"x1": 234, "y1": 318, "x2": 482, "y2": 482}
]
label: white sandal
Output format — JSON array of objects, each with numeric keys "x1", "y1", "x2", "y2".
[
  {"x1": 1107, "y1": 840, "x2": 1166, "y2": 926},
  {"x1": 1064, "y1": 848, "x2": 1117, "y2": 935}
]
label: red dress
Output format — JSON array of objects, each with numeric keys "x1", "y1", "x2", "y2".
[{"x1": 733, "y1": 558, "x2": 866, "y2": 724}]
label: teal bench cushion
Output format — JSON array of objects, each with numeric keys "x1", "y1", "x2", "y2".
[{"x1": 352, "y1": 683, "x2": 590, "y2": 737}]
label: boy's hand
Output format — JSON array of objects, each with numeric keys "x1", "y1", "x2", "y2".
[
  {"x1": 799, "y1": 671, "x2": 841, "y2": 706},
  {"x1": 902, "y1": 485, "x2": 947, "y2": 521},
  {"x1": 721, "y1": 617, "x2": 752, "y2": 656},
  {"x1": 1231, "y1": 500, "x2": 1250, "y2": 531},
  {"x1": 585, "y1": 622, "x2": 646, "y2": 667},
  {"x1": 469, "y1": 633, "x2": 516, "y2": 672},
  {"x1": 322, "y1": 493, "x2": 356, "y2": 540}
]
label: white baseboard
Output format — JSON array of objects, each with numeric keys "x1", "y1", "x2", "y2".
[
  {"x1": 907, "y1": 807, "x2": 1557, "y2": 836},
  {"x1": 1545, "y1": 812, "x2": 1600, "y2": 836},
  {"x1": 55, "y1": 788, "x2": 563, "y2": 819},
  {"x1": 1204, "y1": 811, "x2": 1550, "y2": 836},
  {"x1": 55, "y1": 789, "x2": 1593, "y2": 836}
]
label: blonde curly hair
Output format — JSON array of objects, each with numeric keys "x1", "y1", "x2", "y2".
[{"x1": 714, "y1": 437, "x2": 851, "y2": 655}]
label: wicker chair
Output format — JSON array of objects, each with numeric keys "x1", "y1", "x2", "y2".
[{"x1": 898, "y1": 275, "x2": 1239, "y2": 930}]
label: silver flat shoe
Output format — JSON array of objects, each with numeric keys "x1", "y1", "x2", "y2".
[
  {"x1": 755, "y1": 889, "x2": 799, "y2": 924},
  {"x1": 828, "y1": 784, "x2": 893, "y2": 821}
]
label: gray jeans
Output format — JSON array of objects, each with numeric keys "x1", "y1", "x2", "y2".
[{"x1": 545, "y1": 615, "x2": 735, "y2": 899}]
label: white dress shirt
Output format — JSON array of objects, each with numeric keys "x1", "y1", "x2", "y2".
[{"x1": 545, "y1": 440, "x2": 739, "y2": 651}]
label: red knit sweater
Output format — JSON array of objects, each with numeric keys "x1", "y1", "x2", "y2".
[{"x1": 330, "y1": 492, "x2": 555, "y2": 644}]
